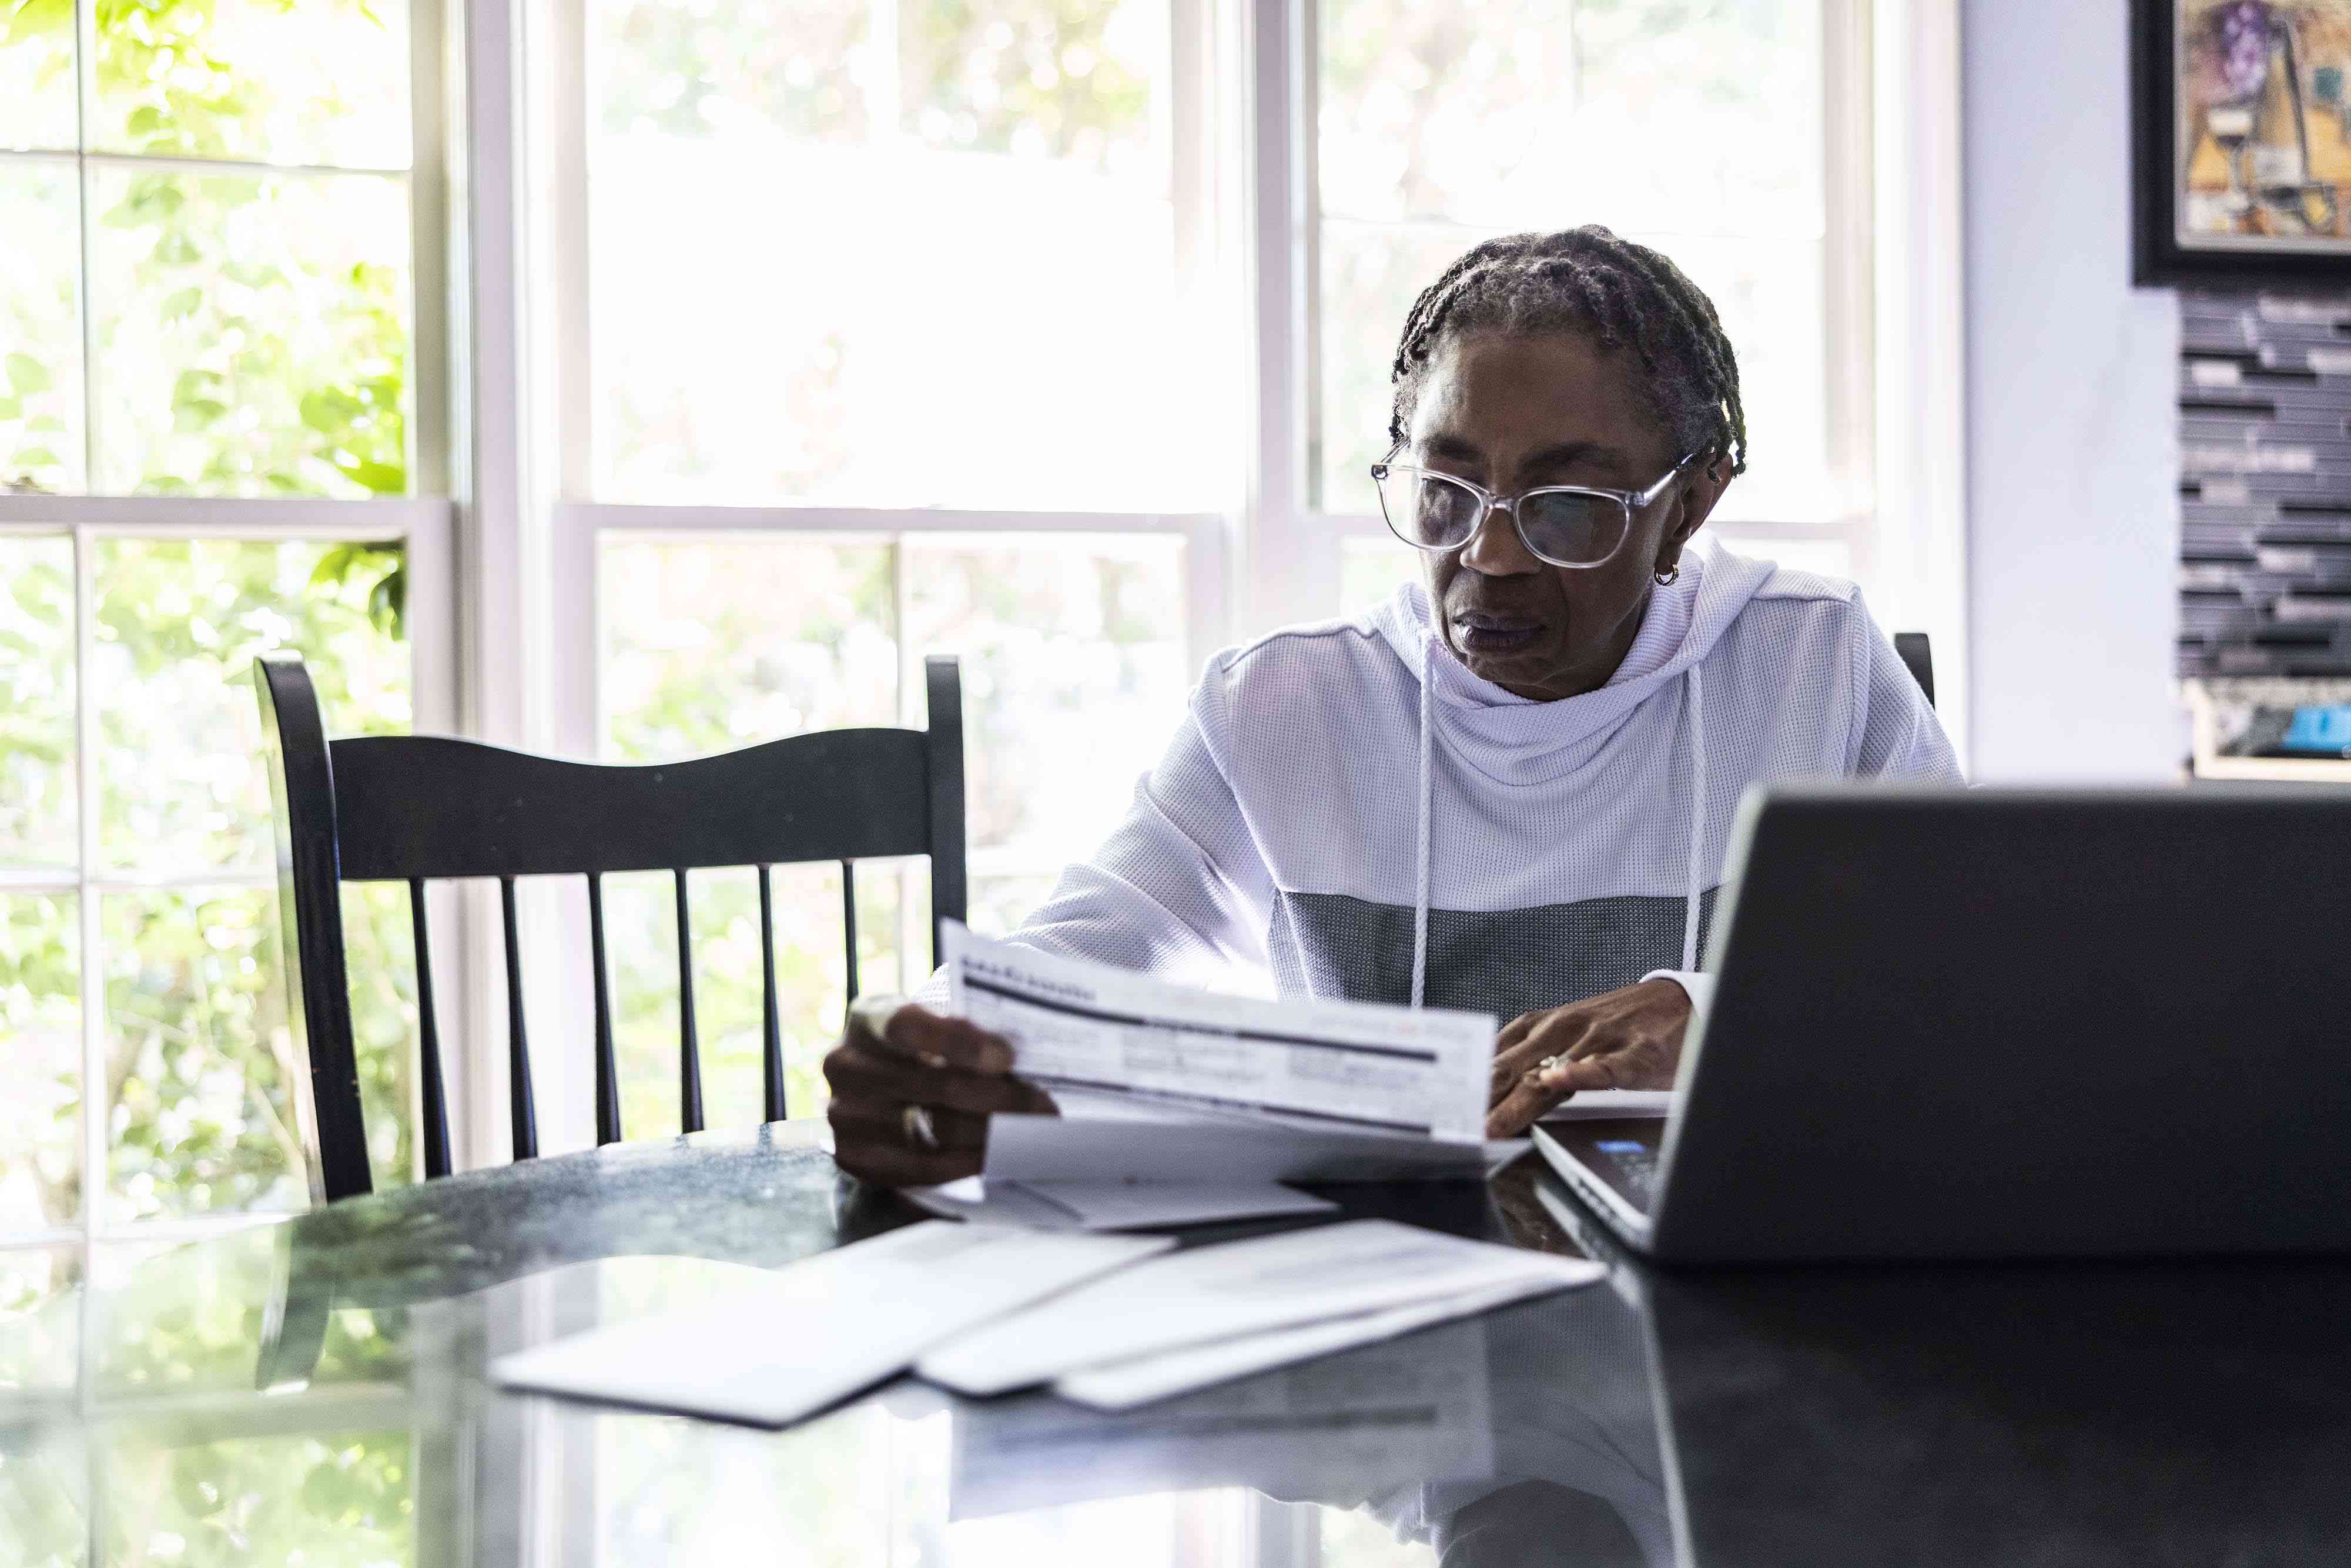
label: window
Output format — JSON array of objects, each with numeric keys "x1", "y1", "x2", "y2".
[
  {"x1": 586, "y1": 0, "x2": 1217, "y2": 512},
  {"x1": 1307, "y1": 0, "x2": 1873, "y2": 579},
  {"x1": 569, "y1": 0, "x2": 1887, "y2": 1127},
  {"x1": 6, "y1": 0, "x2": 1924, "y2": 1209},
  {"x1": 1, "y1": 0, "x2": 447, "y2": 1248},
  {"x1": 565, "y1": 0, "x2": 1226, "y2": 1123}
]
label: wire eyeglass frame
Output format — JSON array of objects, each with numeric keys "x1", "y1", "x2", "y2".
[{"x1": 1370, "y1": 447, "x2": 1703, "y2": 568}]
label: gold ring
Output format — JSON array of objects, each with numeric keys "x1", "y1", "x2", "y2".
[{"x1": 901, "y1": 1104, "x2": 940, "y2": 1151}]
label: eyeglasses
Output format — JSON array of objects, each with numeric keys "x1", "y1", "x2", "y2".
[{"x1": 1370, "y1": 448, "x2": 1702, "y2": 568}]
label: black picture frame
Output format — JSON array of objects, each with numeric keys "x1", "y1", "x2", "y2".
[{"x1": 2132, "y1": 0, "x2": 2351, "y2": 289}]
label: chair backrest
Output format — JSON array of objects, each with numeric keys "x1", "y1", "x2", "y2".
[
  {"x1": 1893, "y1": 632, "x2": 1935, "y2": 709},
  {"x1": 254, "y1": 654, "x2": 966, "y2": 1202}
]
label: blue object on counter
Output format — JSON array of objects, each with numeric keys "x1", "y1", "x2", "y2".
[{"x1": 2278, "y1": 705, "x2": 2351, "y2": 757}]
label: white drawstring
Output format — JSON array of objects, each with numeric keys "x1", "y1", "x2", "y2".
[
  {"x1": 1412, "y1": 634, "x2": 1434, "y2": 1009},
  {"x1": 1679, "y1": 662, "x2": 1708, "y2": 973}
]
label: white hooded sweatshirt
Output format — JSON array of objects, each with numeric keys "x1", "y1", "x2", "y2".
[{"x1": 950, "y1": 541, "x2": 1961, "y2": 1020}]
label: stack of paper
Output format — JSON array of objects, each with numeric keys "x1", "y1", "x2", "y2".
[
  {"x1": 917, "y1": 1219, "x2": 1603, "y2": 1408},
  {"x1": 908, "y1": 926, "x2": 1526, "y2": 1229},
  {"x1": 488, "y1": 1221, "x2": 1169, "y2": 1427}
]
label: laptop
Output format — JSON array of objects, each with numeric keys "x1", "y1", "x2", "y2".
[{"x1": 1534, "y1": 784, "x2": 2351, "y2": 1262}]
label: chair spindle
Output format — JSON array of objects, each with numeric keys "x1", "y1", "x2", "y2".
[
  {"x1": 841, "y1": 859, "x2": 860, "y2": 1006},
  {"x1": 408, "y1": 878, "x2": 453, "y2": 1181},
  {"x1": 588, "y1": 872, "x2": 621, "y2": 1146},
  {"x1": 500, "y1": 876, "x2": 538, "y2": 1160},
  {"x1": 758, "y1": 865, "x2": 785, "y2": 1124},
  {"x1": 675, "y1": 869, "x2": 704, "y2": 1134}
]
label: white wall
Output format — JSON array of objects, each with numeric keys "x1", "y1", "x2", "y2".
[{"x1": 1961, "y1": 0, "x2": 2184, "y2": 780}]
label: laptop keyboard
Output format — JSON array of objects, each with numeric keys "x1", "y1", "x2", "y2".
[{"x1": 1595, "y1": 1140, "x2": 1662, "y2": 1206}]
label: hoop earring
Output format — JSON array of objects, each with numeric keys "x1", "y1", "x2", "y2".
[{"x1": 1653, "y1": 564, "x2": 1680, "y2": 586}]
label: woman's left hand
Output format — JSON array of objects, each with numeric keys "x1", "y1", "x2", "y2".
[{"x1": 1485, "y1": 978, "x2": 1693, "y2": 1137}]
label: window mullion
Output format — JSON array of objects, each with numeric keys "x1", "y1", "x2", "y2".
[
  {"x1": 71, "y1": 523, "x2": 103, "y2": 1265},
  {"x1": 1243, "y1": 0, "x2": 1326, "y2": 636},
  {"x1": 72, "y1": 0, "x2": 98, "y2": 492}
]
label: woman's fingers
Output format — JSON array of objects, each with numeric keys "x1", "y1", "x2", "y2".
[
  {"x1": 826, "y1": 1098, "x2": 990, "y2": 1152},
  {"x1": 1489, "y1": 1011, "x2": 1595, "y2": 1106},
  {"x1": 868, "y1": 1005, "x2": 1016, "y2": 1074},
  {"x1": 1485, "y1": 1026, "x2": 1657, "y2": 1137},
  {"x1": 824, "y1": 998, "x2": 1060, "y2": 1189},
  {"x1": 825, "y1": 1050, "x2": 1056, "y2": 1118}
]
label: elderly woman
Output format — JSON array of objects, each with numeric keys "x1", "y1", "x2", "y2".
[{"x1": 824, "y1": 226, "x2": 1961, "y2": 1187}]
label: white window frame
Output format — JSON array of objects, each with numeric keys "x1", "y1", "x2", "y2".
[
  {"x1": 0, "y1": 0, "x2": 460, "y2": 1256},
  {"x1": 0, "y1": 2, "x2": 460, "y2": 1554}
]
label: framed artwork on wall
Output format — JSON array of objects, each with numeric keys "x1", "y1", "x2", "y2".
[{"x1": 2134, "y1": 0, "x2": 2351, "y2": 286}]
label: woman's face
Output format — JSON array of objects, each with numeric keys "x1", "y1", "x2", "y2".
[{"x1": 1408, "y1": 329, "x2": 1724, "y2": 702}]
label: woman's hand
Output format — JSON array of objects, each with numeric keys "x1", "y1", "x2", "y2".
[
  {"x1": 822, "y1": 996, "x2": 1057, "y2": 1187},
  {"x1": 1484, "y1": 978, "x2": 1692, "y2": 1138}
]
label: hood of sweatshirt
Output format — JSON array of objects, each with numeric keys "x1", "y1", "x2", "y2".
[
  {"x1": 1364, "y1": 541, "x2": 1779, "y2": 1006},
  {"x1": 1368, "y1": 541, "x2": 1780, "y2": 789}
]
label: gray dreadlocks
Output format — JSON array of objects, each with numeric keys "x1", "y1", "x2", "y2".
[{"x1": 1387, "y1": 226, "x2": 1749, "y2": 477}]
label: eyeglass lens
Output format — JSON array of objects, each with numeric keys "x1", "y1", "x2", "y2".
[{"x1": 1377, "y1": 471, "x2": 1626, "y2": 566}]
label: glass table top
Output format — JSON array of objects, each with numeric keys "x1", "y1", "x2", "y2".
[{"x1": 4, "y1": 1123, "x2": 2349, "y2": 1567}]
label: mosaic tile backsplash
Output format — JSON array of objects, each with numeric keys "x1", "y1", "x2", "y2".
[{"x1": 2180, "y1": 292, "x2": 2351, "y2": 678}]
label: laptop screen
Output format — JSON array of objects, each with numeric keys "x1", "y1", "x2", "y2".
[{"x1": 1549, "y1": 1118, "x2": 1669, "y2": 1217}]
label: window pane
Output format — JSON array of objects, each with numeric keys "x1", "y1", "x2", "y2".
[
  {"x1": 594, "y1": 0, "x2": 869, "y2": 144},
  {"x1": 590, "y1": 0, "x2": 1207, "y2": 509},
  {"x1": 95, "y1": 537, "x2": 411, "y2": 873},
  {"x1": 0, "y1": 1245, "x2": 81, "y2": 1393},
  {"x1": 969, "y1": 872, "x2": 1059, "y2": 938},
  {"x1": 605, "y1": 862, "x2": 906, "y2": 1134},
  {"x1": 0, "y1": 0, "x2": 76, "y2": 151},
  {"x1": 1314, "y1": 0, "x2": 1831, "y2": 512},
  {"x1": 601, "y1": 537, "x2": 912, "y2": 1123},
  {"x1": 0, "y1": 536, "x2": 76, "y2": 868},
  {"x1": 100, "y1": 1428, "x2": 414, "y2": 1564},
  {"x1": 1317, "y1": 219, "x2": 1480, "y2": 517},
  {"x1": 0, "y1": 894, "x2": 81, "y2": 1236},
  {"x1": 102, "y1": 887, "x2": 303, "y2": 1222},
  {"x1": 1720, "y1": 535, "x2": 1853, "y2": 580},
  {"x1": 0, "y1": 165, "x2": 86, "y2": 494},
  {"x1": 1341, "y1": 535, "x2": 1423, "y2": 614},
  {"x1": 904, "y1": 534, "x2": 1189, "y2": 863},
  {"x1": 601, "y1": 537, "x2": 899, "y2": 762},
  {"x1": 343, "y1": 881, "x2": 420, "y2": 1191},
  {"x1": 88, "y1": 167, "x2": 410, "y2": 498},
  {"x1": 92, "y1": 1231, "x2": 409, "y2": 1395},
  {"x1": 88, "y1": 0, "x2": 413, "y2": 169}
]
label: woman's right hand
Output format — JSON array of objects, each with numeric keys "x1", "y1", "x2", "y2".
[{"x1": 822, "y1": 995, "x2": 1058, "y2": 1187}]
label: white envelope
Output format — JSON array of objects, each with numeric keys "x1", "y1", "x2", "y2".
[
  {"x1": 491, "y1": 1221, "x2": 1170, "y2": 1428},
  {"x1": 1054, "y1": 1269, "x2": 1598, "y2": 1411},
  {"x1": 916, "y1": 1219, "x2": 1599, "y2": 1396}
]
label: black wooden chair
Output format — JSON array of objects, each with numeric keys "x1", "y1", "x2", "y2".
[
  {"x1": 1894, "y1": 632, "x2": 1935, "y2": 709},
  {"x1": 254, "y1": 654, "x2": 966, "y2": 1204}
]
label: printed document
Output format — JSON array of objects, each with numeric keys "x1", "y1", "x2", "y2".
[
  {"x1": 490, "y1": 1221, "x2": 1169, "y2": 1428},
  {"x1": 915, "y1": 1218, "x2": 1600, "y2": 1396},
  {"x1": 982, "y1": 1100, "x2": 1526, "y2": 1185},
  {"x1": 944, "y1": 923, "x2": 1495, "y2": 1143}
]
